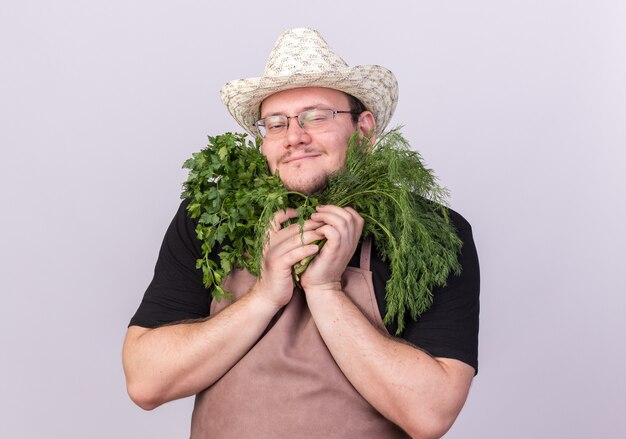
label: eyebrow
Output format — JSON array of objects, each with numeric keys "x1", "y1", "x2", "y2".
[{"x1": 261, "y1": 103, "x2": 329, "y2": 118}]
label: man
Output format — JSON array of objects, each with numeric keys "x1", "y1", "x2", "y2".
[{"x1": 123, "y1": 28, "x2": 479, "y2": 438}]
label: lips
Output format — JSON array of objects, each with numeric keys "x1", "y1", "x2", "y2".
[{"x1": 281, "y1": 153, "x2": 321, "y2": 164}]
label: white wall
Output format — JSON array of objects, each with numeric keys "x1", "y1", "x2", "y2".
[{"x1": 1, "y1": 1, "x2": 624, "y2": 437}]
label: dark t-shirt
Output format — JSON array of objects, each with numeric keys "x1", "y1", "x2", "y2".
[{"x1": 130, "y1": 200, "x2": 480, "y2": 372}]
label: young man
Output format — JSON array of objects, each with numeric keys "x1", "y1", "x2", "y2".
[{"x1": 123, "y1": 28, "x2": 480, "y2": 438}]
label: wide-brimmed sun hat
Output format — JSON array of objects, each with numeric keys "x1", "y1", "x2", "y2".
[{"x1": 220, "y1": 27, "x2": 398, "y2": 138}]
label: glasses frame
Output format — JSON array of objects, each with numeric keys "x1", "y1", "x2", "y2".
[{"x1": 253, "y1": 109, "x2": 360, "y2": 138}]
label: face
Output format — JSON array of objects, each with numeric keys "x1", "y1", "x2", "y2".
[{"x1": 259, "y1": 87, "x2": 375, "y2": 195}]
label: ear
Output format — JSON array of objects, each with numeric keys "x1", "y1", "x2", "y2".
[{"x1": 357, "y1": 111, "x2": 377, "y2": 144}]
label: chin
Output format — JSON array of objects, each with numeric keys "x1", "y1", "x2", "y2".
[{"x1": 283, "y1": 174, "x2": 328, "y2": 195}]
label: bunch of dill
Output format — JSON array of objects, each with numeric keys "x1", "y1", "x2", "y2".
[{"x1": 182, "y1": 128, "x2": 462, "y2": 333}]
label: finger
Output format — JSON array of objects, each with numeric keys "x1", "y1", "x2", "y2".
[
  {"x1": 309, "y1": 224, "x2": 341, "y2": 252},
  {"x1": 343, "y1": 207, "x2": 365, "y2": 235},
  {"x1": 268, "y1": 220, "x2": 324, "y2": 251},
  {"x1": 263, "y1": 224, "x2": 319, "y2": 252},
  {"x1": 283, "y1": 243, "x2": 321, "y2": 266},
  {"x1": 263, "y1": 240, "x2": 320, "y2": 273},
  {"x1": 283, "y1": 218, "x2": 324, "y2": 233},
  {"x1": 313, "y1": 206, "x2": 363, "y2": 236},
  {"x1": 269, "y1": 208, "x2": 299, "y2": 232},
  {"x1": 316, "y1": 205, "x2": 363, "y2": 224},
  {"x1": 310, "y1": 210, "x2": 351, "y2": 234},
  {"x1": 343, "y1": 206, "x2": 364, "y2": 224},
  {"x1": 270, "y1": 229, "x2": 326, "y2": 257},
  {"x1": 315, "y1": 204, "x2": 352, "y2": 218}
]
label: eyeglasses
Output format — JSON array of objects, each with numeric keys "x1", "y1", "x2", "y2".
[{"x1": 253, "y1": 109, "x2": 359, "y2": 139}]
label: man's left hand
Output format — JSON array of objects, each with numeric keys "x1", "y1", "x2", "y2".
[{"x1": 299, "y1": 205, "x2": 364, "y2": 293}]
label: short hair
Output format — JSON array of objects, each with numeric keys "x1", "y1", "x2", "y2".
[{"x1": 345, "y1": 93, "x2": 367, "y2": 124}]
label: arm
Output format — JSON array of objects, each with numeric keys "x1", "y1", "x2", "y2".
[
  {"x1": 123, "y1": 289, "x2": 279, "y2": 410},
  {"x1": 301, "y1": 205, "x2": 474, "y2": 439},
  {"x1": 305, "y1": 288, "x2": 473, "y2": 439},
  {"x1": 123, "y1": 208, "x2": 321, "y2": 410}
]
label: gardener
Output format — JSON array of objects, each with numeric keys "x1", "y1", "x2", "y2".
[{"x1": 123, "y1": 28, "x2": 479, "y2": 438}]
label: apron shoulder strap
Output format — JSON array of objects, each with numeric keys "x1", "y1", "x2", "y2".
[{"x1": 359, "y1": 236, "x2": 372, "y2": 271}]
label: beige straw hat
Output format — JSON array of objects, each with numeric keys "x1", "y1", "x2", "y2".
[{"x1": 220, "y1": 28, "x2": 398, "y2": 138}]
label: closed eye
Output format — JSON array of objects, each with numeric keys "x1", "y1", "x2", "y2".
[{"x1": 265, "y1": 116, "x2": 287, "y2": 130}]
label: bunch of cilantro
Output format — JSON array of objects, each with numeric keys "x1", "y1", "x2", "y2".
[{"x1": 181, "y1": 129, "x2": 462, "y2": 333}]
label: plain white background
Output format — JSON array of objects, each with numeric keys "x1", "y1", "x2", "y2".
[{"x1": 1, "y1": 1, "x2": 625, "y2": 437}]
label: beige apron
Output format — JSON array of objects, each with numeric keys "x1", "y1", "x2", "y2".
[{"x1": 190, "y1": 239, "x2": 409, "y2": 438}]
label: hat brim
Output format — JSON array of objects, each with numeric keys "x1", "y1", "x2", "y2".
[{"x1": 220, "y1": 65, "x2": 398, "y2": 138}]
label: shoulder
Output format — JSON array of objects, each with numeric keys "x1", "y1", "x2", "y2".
[
  {"x1": 446, "y1": 207, "x2": 473, "y2": 233},
  {"x1": 378, "y1": 204, "x2": 480, "y2": 372}
]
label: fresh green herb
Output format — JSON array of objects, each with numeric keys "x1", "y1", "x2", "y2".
[
  {"x1": 181, "y1": 133, "x2": 286, "y2": 301},
  {"x1": 182, "y1": 128, "x2": 462, "y2": 333}
]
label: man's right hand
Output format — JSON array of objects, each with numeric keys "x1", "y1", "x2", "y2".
[
  {"x1": 252, "y1": 208, "x2": 323, "y2": 309},
  {"x1": 123, "y1": 208, "x2": 323, "y2": 410}
]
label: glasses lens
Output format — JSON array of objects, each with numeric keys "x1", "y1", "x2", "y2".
[
  {"x1": 256, "y1": 110, "x2": 339, "y2": 139},
  {"x1": 257, "y1": 115, "x2": 289, "y2": 138},
  {"x1": 299, "y1": 109, "x2": 334, "y2": 128},
  {"x1": 256, "y1": 124, "x2": 267, "y2": 138}
]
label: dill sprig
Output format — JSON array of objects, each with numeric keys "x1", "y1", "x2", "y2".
[{"x1": 181, "y1": 128, "x2": 462, "y2": 333}]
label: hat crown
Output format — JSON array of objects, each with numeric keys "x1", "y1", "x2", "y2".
[
  {"x1": 221, "y1": 27, "x2": 398, "y2": 137},
  {"x1": 263, "y1": 28, "x2": 348, "y2": 77}
]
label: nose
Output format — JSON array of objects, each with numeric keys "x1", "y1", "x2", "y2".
[{"x1": 284, "y1": 116, "x2": 310, "y2": 148}]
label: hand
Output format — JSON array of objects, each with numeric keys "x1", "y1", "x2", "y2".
[
  {"x1": 252, "y1": 208, "x2": 322, "y2": 309},
  {"x1": 300, "y1": 205, "x2": 364, "y2": 293}
]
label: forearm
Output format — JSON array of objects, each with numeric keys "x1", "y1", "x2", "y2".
[
  {"x1": 305, "y1": 288, "x2": 473, "y2": 439},
  {"x1": 122, "y1": 287, "x2": 279, "y2": 410},
  {"x1": 123, "y1": 208, "x2": 323, "y2": 410}
]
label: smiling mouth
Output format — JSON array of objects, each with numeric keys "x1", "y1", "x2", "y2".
[{"x1": 282, "y1": 154, "x2": 321, "y2": 164}]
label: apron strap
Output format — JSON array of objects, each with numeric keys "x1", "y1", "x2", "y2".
[{"x1": 359, "y1": 236, "x2": 372, "y2": 271}]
